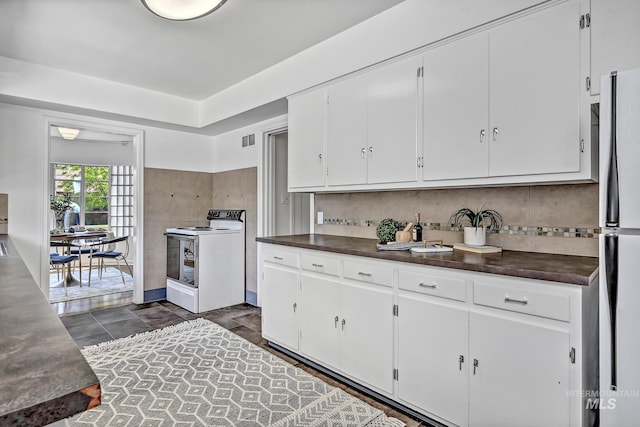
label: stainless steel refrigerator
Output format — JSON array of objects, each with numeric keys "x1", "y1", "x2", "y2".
[{"x1": 599, "y1": 67, "x2": 640, "y2": 427}]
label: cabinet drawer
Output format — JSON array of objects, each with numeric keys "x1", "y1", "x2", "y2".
[
  {"x1": 301, "y1": 254, "x2": 340, "y2": 276},
  {"x1": 473, "y1": 282, "x2": 570, "y2": 322},
  {"x1": 263, "y1": 246, "x2": 298, "y2": 268},
  {"x1": 343, "y1": 260, "x2": 393, "y2": 287},
  {"x1": 398, "y1": 270, "x2": 466, "y2": 302}
]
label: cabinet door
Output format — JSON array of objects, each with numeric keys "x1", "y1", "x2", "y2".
[
  {"x1": 397, "y1": 295, "x2": 469, "y2": 427},
  {"x1": 262, "y1": 264, "x2": 299, "y2": 350},
  {"x1": 423, "y1": 34, "x2": 490, "y2": 180},
  {"x1": 298, "y1": 273, "x2": 341, "y2": 369},
  {"x1": 340, "y1": 283, "x2": 394, "y2": 394},
  {"x1": 326, "y1": 74, "x2": 368, "y2": 186},
  {"x1": 590, "y1": 0, "x2": 640, "y2": 95},
  {"x1": 469, "y1": 312, "x2": 570, "y2": 427},
  {"x1": 288, "y1": 89, "x2": 326, "y2": 189},
  {"x1": 489, "y1": 2, "x2": 580, "y2": 177},
  {"x1": 367, "y1": 57, "x2": 419, "y2": 184}
]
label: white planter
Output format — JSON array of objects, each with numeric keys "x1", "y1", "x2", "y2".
[{"x1": 464, "y1": 227, "x2": 486, "y2": 246}]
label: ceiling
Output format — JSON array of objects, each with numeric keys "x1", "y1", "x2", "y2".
[{"x1": 0, "y1": 0, "x2": 403, "y2": 102}]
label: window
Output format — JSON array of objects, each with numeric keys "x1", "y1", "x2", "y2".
[{"x1": 52, "y1": 164, "x2": 133, "y2": 237}]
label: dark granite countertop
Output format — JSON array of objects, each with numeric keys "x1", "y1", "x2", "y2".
[
  {"x1": 256, "y1": 234, "x2": 599, "y2": 286},
  {"x1": 0, "y1": 235, "x2": 100, "y2": 426}
]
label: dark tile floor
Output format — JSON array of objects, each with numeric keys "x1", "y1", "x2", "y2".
[{"x1": 57, "y1": 296, "x2": 428, "y2": 427}]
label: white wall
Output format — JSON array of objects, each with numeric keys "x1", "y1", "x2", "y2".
[
  {"x1": 210, "y1": 115, "x2": 287, "y2": 173},
  {"x1": 0, "y1": 103, "x2": 46, "y2": 280},
  {"x1": 0, "y1": 102, "x2": 214, "y2": 285}
]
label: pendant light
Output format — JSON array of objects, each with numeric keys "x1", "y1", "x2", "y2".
[{"x1": 141, "y1": 0, "x2": 227, "y2": 21}]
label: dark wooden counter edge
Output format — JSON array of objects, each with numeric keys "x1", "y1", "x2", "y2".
[
  {"x1": 256, "y1": 234, "x2": 599, "y2": 287},
  {"x1": 0, "y1": 235, "x2": 101, "y2": 426}
]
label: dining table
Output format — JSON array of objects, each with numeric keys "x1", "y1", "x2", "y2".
[{"x1": 50, "y1": 230, "x2": 106, "y2": 288}]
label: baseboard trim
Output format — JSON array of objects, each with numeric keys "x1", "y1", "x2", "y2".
[
  {"x1": 144, "y1": 288, "x2": 166, "y2": 303},
  {"x1": 245, "y1": 290, "x2": 257, "y2": 306}
]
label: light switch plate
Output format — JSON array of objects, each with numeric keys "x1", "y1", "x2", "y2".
[
  {"x1": 280, "y1": 193, "x2": 289, "y2": 205},
  {"x1": 317, "y1": 211, "x2": 324, "y2": 225}
]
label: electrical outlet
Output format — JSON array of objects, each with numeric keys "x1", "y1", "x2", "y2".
[
  {"x1": 317, "y1": 211, "x2": 324, "y2": 225},
  {"x1": 280, "y1": 193, "x2": 289, "y2": 205}
]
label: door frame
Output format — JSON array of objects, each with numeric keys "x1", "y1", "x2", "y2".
[
  {"x1": 42, "y1": 115, "x2": 145, "y2": 304},
  {"x1": 257, "y1": 119, "x2": 314, "y2": 306}
]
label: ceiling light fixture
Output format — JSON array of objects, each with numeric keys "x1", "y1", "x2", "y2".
[
  {"x1": 141, "y1": 0, "x2": 227, "y2": 21},
  {"x1": 57, "y1": 127, "x2": 80, "y2": 140}
]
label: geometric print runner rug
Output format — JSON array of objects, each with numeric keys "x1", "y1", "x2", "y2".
[{"x1": 64, "y1": 318, "x2": 405, "y2": 427}]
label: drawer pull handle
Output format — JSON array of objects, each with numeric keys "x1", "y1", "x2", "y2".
[
  {"x1": 459, "y1": 355, "x2": 464, "y2": 371},
  {"x1": 473, "y1": 359, "x2": 479, "y2": 375},
  {"x1": 504, "y1": 296, "x2": 528, "y2": 305},
  {"x1": 419, "y1": 282, "x2": 437, "y2": 289},
  {"x1": 342, "y1": 318, "x2": 346, "y2": 330},
  {"x1": 334, "y1": 316, "x2": 339, "y2": 328},
  {"x1": 358, "y1": 272, "x2": 373, "y2": 277},
  {"x1": 273, "y1": 256, "x2": 284, "y2": 261},
  {"x1": 293, "y1": 302, "x2": 297, "y2": 313},
  {"x1": 312, "y1": 263, "x2": 324, "y2": 268}
]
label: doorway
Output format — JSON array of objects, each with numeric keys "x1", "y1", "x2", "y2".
[
  {"x1": 44, "y1": 119, "x2": 144, "y2": 308},
  {"x1": 267, "y1": 130, "x2": 310, "y2": 236}
]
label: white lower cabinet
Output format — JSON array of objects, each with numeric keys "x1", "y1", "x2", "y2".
[
  {"x1": 468, "y1": 312, "x2": 570, "y2": 427},
  {"x1": 397, "y1": 294, "x2": 469, "y2": 426},
  {"x1": 262, "y1": 263, "x2": 299, "y2": 351},
  {"x1": 299, "y1": 271, "x2": 394, "y2": 394},
  {"x1": 260, "y1": 245, "x2": 591, "y2": 427}
]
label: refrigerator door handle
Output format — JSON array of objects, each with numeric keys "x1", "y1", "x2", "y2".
[
  {"x1": 605, "y1": 233, "x2": 619, "y2": 390},
  {"x1": 606, "y1": 71, "x2": 620, "y2": 227}
]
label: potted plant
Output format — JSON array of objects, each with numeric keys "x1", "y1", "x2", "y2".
[
  {"x1": 50, "y1": 193, "x2": 72, "y2": 232},
  {"x1": 449, "y1": 205, "x2": 502, "y2": 246},
  {"x1": 376, "y1": 218, "x2": 400, "y2": 244}
]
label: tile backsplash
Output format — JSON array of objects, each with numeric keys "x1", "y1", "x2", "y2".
[{"x1": 314, "y1": 183, "x2": 599, "y2": 257}]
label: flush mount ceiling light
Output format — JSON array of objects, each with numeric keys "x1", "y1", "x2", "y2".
[
  {"x1": 141, "y1": 0, "x2": 227, "y2": 21},
  {"x1": 57, "y1": 127, "x2": 80, "y2": 140}
]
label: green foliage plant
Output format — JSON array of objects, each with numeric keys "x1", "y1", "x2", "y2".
[
  {"x1": 449, "y1": 204, "x2": 502, "y2": 233},
  {"x1": 376, "y1": 218, "x2": 400, "y2": 243}
]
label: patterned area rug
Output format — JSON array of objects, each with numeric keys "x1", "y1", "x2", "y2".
[
  {"x1": 49, "y1": 267, "x2": 133, "y2": 303},
  {"x1": 65, "y1": 319, "x2": 404, "y2": 427}
]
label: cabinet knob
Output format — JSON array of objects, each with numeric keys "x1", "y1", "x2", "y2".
[
  {"x1": 361, "y1": 147, "x2": 366, "y2": 158},
  {"x1": 341, "y1": 318, "x2": 346, "y2": 330},
  {"x1": 318, "y1": 153, "x2": 323, "y2": 160},
  {"x1": 492, "y1": 127, "x2": 499, "y2": 141},
  {"x1": 369, "y1": 146, "x2": 374, "y2": 156},
  {"x1": 334, "y1": 315, "x2": 339, "y2": 328},
  {"x1": 480, "y1": 129, "x2": 486, "y2": 143},
  {"x1": 293, "y1": 302, "x2": 297, "y2": 313},
  {"x1": 473, "y1": 358, "x2": 479, "y2": 375},
  {"x1": 459, "y1": 355, "x2": 464, "y2": 371}
]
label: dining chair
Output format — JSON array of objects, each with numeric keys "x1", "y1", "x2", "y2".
[
  {"x1": 88, "y1": 235, "x2": 132, "y2": 286},
  {"x1": 50, "y1": 253, "x2": 78, "y2": 296},
  {"x1": 69, "y1": 238, "x2": 102, "y2": 285}
]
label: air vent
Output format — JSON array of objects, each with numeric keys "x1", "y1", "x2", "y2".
[{"x1": 241, "y1": 134, "x2": 255, "y2": 148}]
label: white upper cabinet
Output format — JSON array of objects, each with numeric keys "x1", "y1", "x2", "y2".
[
  {"x1": 326, "y1": 57, "x2": 419, "y2": 187},
  {"x1": 366, "y1": 57, "x2": 419, "y2": 185},
  {"x1": 489, "y1": 1, "x2": 581, "y2": 177},
  {"x1": 423, "y1": 34, "x2": 490, "y2": 180},
  {"x1": 288, "y1": 88, "x2": 326, "y2": 190},
  {"x1": 590, "y1": 0, "x2": 640, "y2": 95},
  {"x1": 287, "y1": 0, "x2": 593, "y2": 192},
  {"x1": 326, "y1": 74, "x2": 368, "y2": 186}
]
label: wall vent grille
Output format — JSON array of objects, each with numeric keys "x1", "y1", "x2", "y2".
[{"x1": 242, "y1": 134, "x2": 255, "y2": 147}]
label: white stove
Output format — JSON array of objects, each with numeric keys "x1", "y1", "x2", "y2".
[
  {"x1": 167, "y1": 209, "x2": 245, "y2": 235},
  {"x1": 165, "y1": 209, "x2": 245, "y2": 313}
]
